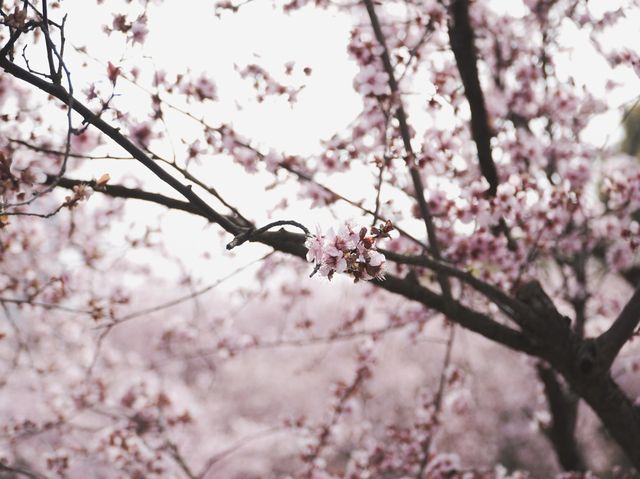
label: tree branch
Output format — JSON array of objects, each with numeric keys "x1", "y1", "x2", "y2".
[
  {"x1": 0, "y1": 56, "x2": 242, "y2": 235},
  {"x1": 596, "y1": 285, "x2": 640, "y2": 371},
  {"x1": 40, "y1": 0, "x2": 59, "y2": 83},
  {"x1": 562, "y1": 366, "x2": 640, "y2": 471},
  {"x1": 8, "y1": 137, "x2": 134, "y2": 160},
  {"x1": 379, "y1": 248, "x2": 551, "y2": 334},
  {"x1": 45, "y1": 175, "x2": 206, "y2": 217},
  {"x1": 372, "y1": 274, "x2": 538, "y2": 355},
  {"x1": 0, "y1": 462, "x2": 46, "y2": 479},
  {"x1": 537, "y1": 364, "x2": 584, "y2": 471},
  {"x1": 226, "y1": 220, "x2": 309, "y2": 250},
  {"x1": 447, "y1": 0, "x2": 499, "y2": 196},
  {"x1": 49, "y1": 175, "x2": 537, "y2": 355}
]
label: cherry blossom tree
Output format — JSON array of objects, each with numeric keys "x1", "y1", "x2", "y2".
[{"x1": 1, "y1": 0, "x2": 640, "y2": 477}]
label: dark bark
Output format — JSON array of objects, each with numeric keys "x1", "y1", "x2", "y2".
[
  {"x1": 537, "y1": 365, "x2": 585, "y2": 471},
  {"x1": 596, "y1": 286, "x2": 640, "y2": 371},
  {"x1": 447, "y1": 0, "x2": 499, "y2": 196},
  {"x1": 558, "y1": 356, "x2": 640, "y2": 471}
]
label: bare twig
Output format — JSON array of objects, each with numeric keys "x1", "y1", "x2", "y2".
[{"x1": 416, "y1": 324, "x2": 456, "y2": 478}]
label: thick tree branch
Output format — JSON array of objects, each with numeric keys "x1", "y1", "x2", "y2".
[
  {"x1": 447, "y1": 0, "x2": 499, "y2": 196},
  {"x1": 372, "y1": 275, "x2": 537, "y2": 354},
  {"x1": 50, "y1": 176, "x2": 537, "y2": 355},
  {"x1": 622, "y1": 266, "x2": 640, "y2": 288},
  {"x1": 560, "y1": 364, "x2": 640, "y2": 471},
  {"x1": 537, "y1": 365, "x2": 585, "y2": 471},
  {"x1": 379, "y1": 248, "x2": 553, "y2": 335},
  {"x1": 596, "y1": 285, "x2": 640, "y2": 371}
]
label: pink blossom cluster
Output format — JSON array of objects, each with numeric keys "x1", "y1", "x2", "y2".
[
  {"x1": 70, "y1": 130, "x2": 102, "y2": 156},
  {"x1": 353, "y1": 64, "x2": 389, "y2": 97},
  {"x1": 64, "y1": 184, "x2": 93, "y2": 208},
  {"x1": 298, "y1": 182, "x2": 337, "y2": 208},
  {"x1": 180, "y1": 75, "x2": 218, "y2": 102},
  {"x1": 305, "y1": 221, "x2": 392, "y2": 281},
  {"x1": 108, "y1": 14, "x2": 149, "y2": 45},
  {"x1": 236, "y1": 63, "x2": 302, "y2": 104},
  {"x1": 129, "y1": 122, "x2": 154, "y2": 148},
  {"x1": 220, "y1": 135, "x2": 260, "y2": 173}
]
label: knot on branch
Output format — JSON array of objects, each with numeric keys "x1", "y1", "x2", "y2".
[
  {"x1": 225, "y1": 220, "x2": 309, "y2": 250},
  {"x1": 577, "y1": 339, "x2": 598, "y2": 375},
  {"x1": 226, "y1": 226, "x2": 256, "y2": 250},
  {"x1": 514, "y1": 280, "x2": 571, "y2": 330},
  {"x1": 511, "y1": 281, "x2": 575, "y2": 346},
  {"x1": 515, "y1": 280, "x2": 557, "y2": 316}
]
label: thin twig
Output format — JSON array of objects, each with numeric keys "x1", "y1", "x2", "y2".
[{"x1": 363, "y1": 0, "x2": 451, "y2": 299}]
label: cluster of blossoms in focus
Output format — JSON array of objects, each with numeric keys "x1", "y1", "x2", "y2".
[
  {"x1": 305, "y1": 221, "x2": 393, "y2": 281},
  {"x1": 63, "y1": 174, "x2": 110, "y2": 209}
]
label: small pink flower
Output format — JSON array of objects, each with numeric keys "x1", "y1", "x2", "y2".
[
  {"x1": 320, "y1": 253, "x2": 347, "y2": 277},
  {"x1": 354, "y1": 64, "x2": 389, "y2": 97},
  {"x1": 305, "y1": 229, "x2": 324, "y2": 264},
  {"x1": 130, "y1": 15, "x2": 149, "y2": 44},
  {"x1": 263, "y1": 150, "x2": 280, "y2": 173},
  {"x1": 338, "y1": 224, "x2": 359, "y2": 250},
  {"x1": 298, "y1": 183, "x2": 336, "y2": 208},
  {"x1": 234, "y1": 147, "x2": 259, "y2": 173},
  {"x1": 194, "y1": 76, "x2": 217, "y2": 101},
  {"x1": 70, "y1": 130, "x2": 100, "y2": 155},
  {"x1": 368, "y1": 250, "x2": 384, "y2": 267},
  {"x1": 130, "y1": 122, "x2": 153, "y2": 147},
  {"x1": 607, "y1": 241, "x2": 634, "y2": 271}
]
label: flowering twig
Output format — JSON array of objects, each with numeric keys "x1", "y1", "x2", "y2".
[
  {"x1": 305, "y1": 221, "x2": 392, "y2": 281},
  {"x1": 363, "y1": 0, "x2": 451, "y2": 299}
]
